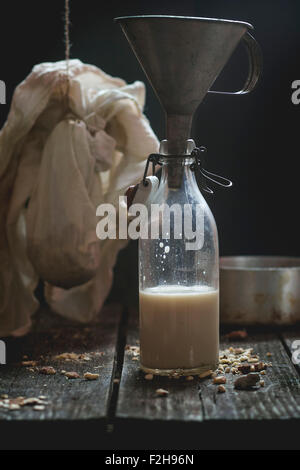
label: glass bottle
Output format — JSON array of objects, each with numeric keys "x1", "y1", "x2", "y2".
[{"x1": 139, "y1": 140, "x2": 219, "y2": 376}]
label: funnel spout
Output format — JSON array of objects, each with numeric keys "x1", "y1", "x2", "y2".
[{"x1": 166, "y1": 115, "x2": 193, "y2": 154}]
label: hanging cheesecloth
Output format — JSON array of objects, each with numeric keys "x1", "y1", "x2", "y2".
[{"x1": 0, "y1": 59, "x2": 159, "y2": 336}]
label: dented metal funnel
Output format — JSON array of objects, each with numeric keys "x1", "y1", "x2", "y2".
[{"x1": 115, "y1": 15, "x2": 262, "y2": 154}]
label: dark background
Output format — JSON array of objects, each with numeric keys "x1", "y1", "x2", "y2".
[{"x1": 1, "y1": 0, "x2": 300, "y2": 307}]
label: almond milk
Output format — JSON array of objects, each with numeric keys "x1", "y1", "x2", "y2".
[{"x1": 139, "y1": 285, "x2": 219, "y2": 374}]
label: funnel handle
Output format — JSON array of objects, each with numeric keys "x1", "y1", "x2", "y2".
[{"x1": 208, "y1": 32, "x2": 262, "y2": 95}]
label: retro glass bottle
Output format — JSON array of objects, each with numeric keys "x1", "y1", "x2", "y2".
[{"x1": 139, "y1": 141, "x2": 219, "y2": 376}]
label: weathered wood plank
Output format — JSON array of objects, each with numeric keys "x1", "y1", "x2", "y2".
[
  {"x1": 116, "y1": 311, "x2": 300, "y2": 424},
  {"x1": 0, "y1": 303, "x2": 121, "y2": 422},
  {"x1": 200, "y1": 333, "x2": 300, "y2": 421}
]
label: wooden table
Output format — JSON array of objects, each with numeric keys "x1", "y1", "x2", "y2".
[{"x1": 1, "y1": 303, "x2": 300, "y2": 450}]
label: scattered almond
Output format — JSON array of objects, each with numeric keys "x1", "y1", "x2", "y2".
[
  {"x1": 213, "y1": 376, "x2": 226, "y2": 385},
  {"x1": 220, "y1": 358, "x2": 231, "y2": 364},
  {"x1": 239, "y1": 356, "x2": 248, "y2": 362},
  {"x1": 186, "y1": 375, "x2": 194, "y2": 381},
  {"x1": 39, "y1": 366, "x2": 56, "y2": 375},
  {"x1": 65, "y1": 371, "x2": 80, "y2": 379},
  {"x1": 233, "y1": 348, "x2": 244, "y2": 354},
  {"x1": 125, "y1": 345, "x2": 140, "y2": 356},
  {"x1": 21, "y1": 360, "x2": 37, "y2": 367},
  {"x1": 80, "y1": 354, "x2": 91, "y2": 362},
  {"x1": 9, "y1": 404, "x2": 21, "y2": 411},
  {"x1": 23, "y1": 398, "x2": 40, "y2": 406},
  {"x1": 170, "y1": 372, "x2": 181, "y2": 379},
  {"x1": 199, "y1": 370, "x2": 213, "y2": 379},
  {"x1": 234, "y1": 373, "x2": 260, "y2": 390},
  {"x1": 144, "y1": 374, "x2": 153, "y2": 381},
  {"x1": 237, "y1": 362, "x2": 267, "y2": 375},
  {"x1": 33, "y1": 405, "x2": 45, "y2": 411},
  {"x1": 217, "y1": 385, "x2": 226, "y2": 393},
  {"x1": 155, "y1": 388, "x2": 169, "y2": 397},
  {"x1": 84, "y1": 372, "x2": 99, "y2": 381},
  {"x1": 54, "y1": 352, "x2": 80, "y2": 361}
]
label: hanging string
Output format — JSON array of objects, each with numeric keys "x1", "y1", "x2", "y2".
[
  {"x1": 64, "y1": 0, "x2": 70, "y2": 76},
  {"x1": 64, "y1": 0, "x2": 71, "y2": 105}
]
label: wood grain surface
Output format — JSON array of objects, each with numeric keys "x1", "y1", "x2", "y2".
[
  {"x1": 0, "y1": 304, "x2": 122, "y2": 422},
  {"x1": 1, "y1": 305, "x2": 300, "y2": 449}
]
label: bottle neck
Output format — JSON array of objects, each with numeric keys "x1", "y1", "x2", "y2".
[{"x1": 159, "y1": 156, "x2": 199, "y2": 191}]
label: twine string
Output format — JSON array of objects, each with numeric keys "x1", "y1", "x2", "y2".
[
  {"x1": 65, "y1": 0, "x2": 70, "y2": 76},
  {"x1": 64, "y1": 0, "x2": 70, "y2": 104}
]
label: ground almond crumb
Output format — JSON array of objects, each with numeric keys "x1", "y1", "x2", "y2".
[
  {"x1": 9, "y1": 404, "x2": 20, "y2": 411},
  {"x1": 125, "y1": 345, "x2": 140, "y2": 357},
  {"x1": 155, "y1": 388, "x2": 169, "y2": 397},
  {"x1": 213, "y1": 376, "x2": 226, "y2": 385},
  {"x1": 84, "y1": 372, "x2": 99, "y2": 381},
  {"x1": 239, "y1": 356, "x2": 248, "y2": 362},
  {"x1": 198, "y1": 370, "x2": 213, "y2": 379},
  {"x1": 54, "y1": 352, "x2": 80, "y2": 361},
  {"x1": 65, "y1": 371, "x2": 80, "y2": 379},
  {"x1": 144, "y1": 374, "x2": 153, "y2": 381},
  {"x1": 169, "y1": 371, "x2": 181, "y2": 379},
  {"x1": 0, "y1": 395, "x2": 49, "y2": 412},
  {"x1": 21, "y1": 360, "x2": 38, "y2": 367},
  {"x1": 39, "y1": 366, "x2": 56, "y2": 375},
  {"x1": 33, "y1": 405, "x2": 45, "y2": 411},
  {"x1": 23, "y1": 398, "x2": 40, "y2": 405}
]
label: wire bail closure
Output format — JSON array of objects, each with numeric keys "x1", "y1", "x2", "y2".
[
  {"x1": 190, "y1": 147, "x2": 233, "y2": 194},
  {"x1": 142, "y1": 147, "x2": 233, "y2": 193}
]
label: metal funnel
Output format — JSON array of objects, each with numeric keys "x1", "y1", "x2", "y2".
[{"x1": 115, "y1": 15, "x2": 261, "y2": 154}]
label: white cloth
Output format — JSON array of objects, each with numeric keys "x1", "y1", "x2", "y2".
[{"x1": 0, "y1": 59, "x2": 158, "y2": 336}]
